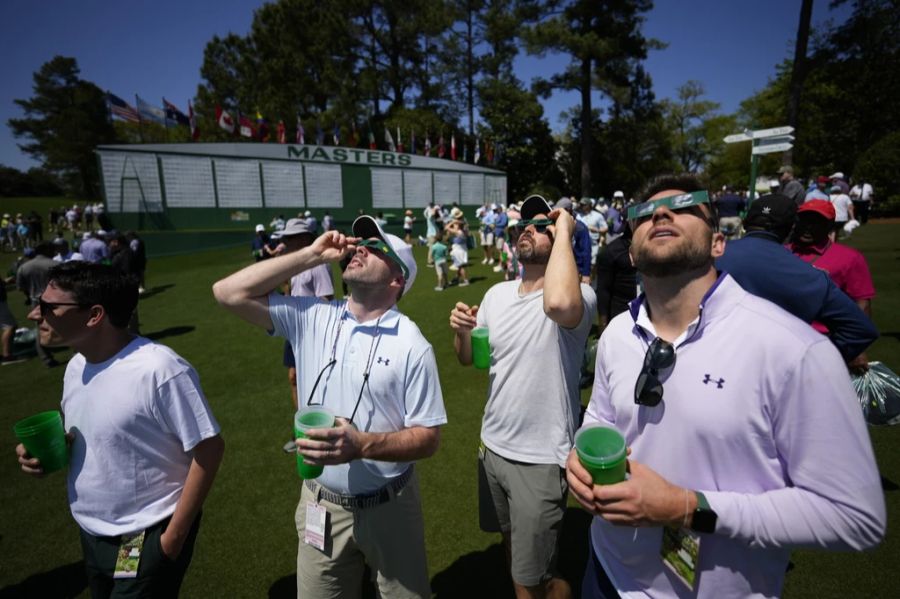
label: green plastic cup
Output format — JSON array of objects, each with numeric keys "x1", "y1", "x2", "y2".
[
  {"x1": 293, "y1": 407, "x2": 335, "y2": 479},
  {"x1": 574, "y1": 426, "x2": 627, "y2": 485},
  {"x1": 471, "y1": 327, "x2": 491, "y2": 370},
  {"x1": 13, "y1": 410, "x2": 69, "y2": 474}
]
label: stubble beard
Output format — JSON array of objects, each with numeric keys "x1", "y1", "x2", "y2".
[
  {"x1": 517, "y1": 237, "x2": 549, "y2": 265},
  {"x1": 632, "y1": 235, "x2": 713, "y2": 278}
]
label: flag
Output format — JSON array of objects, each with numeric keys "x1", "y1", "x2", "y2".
[
  {"x1": 216, "y1": 105, "x2": 235, "y2": 134},
  {"x1": 474, "y1": 137, "x2": 481, "y2": 164},
  {"x1": 107, "y1": 92, "x2": 140, "y2": 123},
  {"x1": 494, "y1": 142, "x2": 502, "y2": 165},
  {"x1": 136, "y1": 95, "x2": 166, "y2": 125},
  {"x1": 463, "y1": 139, "x2": 468, "y2": 163},
  {"x1": 163, "y1": 98, "x2": 190, "y2": 126},
  {"x1": 424, "y1": 132, "x2": 431, "y2": 156},
  {"x1": 188, "y1": 101, "x2": 200, "y2": 140},
  {"x1": 485, "y1": 139, "x2": 494, "y2": 164},
  {"x1": 437, "y1": 133, "x2": 445, "y2": 158},
  {"x1": 450, "y1": 133, "x2": 457, "y2": 160},
  {"x1": 411, "y1": 130, "x2": 416, "y2": 155},
  {"x1": 256, "y1": 111, "x2": 269, "y2": 142},
  {"x1": 333, "y1": 122, "x2": 340, "y2": 146},
  {"x1": 385, "y1": 127, "x2": 396, "y2": 152},
  {"x1": 368, "y1": 125, "x2": 376, "y2": 149},
  {"x1": 238, "y1": 114, "x2": 256, "y2": 138},
  {"x1": 277, "y1": 120, "x2": 286, "y2": 144},
  {"x1": 349, "y1": 122, "x2": 359, "y2": 147},
  {"x1": 296, "y1": 115, "x2": 305, "y2": 143},
  {"x1": 315, "y1": 121, "x2": 324, "y2": 145}
]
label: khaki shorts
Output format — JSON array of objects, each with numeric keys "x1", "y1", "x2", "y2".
[
  {"x1": 295, "y1": 471, "x2": 431, "y2": 599},
  {"x1": 481, "y1": 446, "x2": 568, "y2": 586}
]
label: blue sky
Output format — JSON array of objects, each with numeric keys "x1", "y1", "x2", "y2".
[{"x1": 1, "y1": 0, "x2": 848, "y2": 171}]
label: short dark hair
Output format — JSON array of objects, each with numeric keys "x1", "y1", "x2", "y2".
[
  {"x1": 638, "y1": 173, "x2": 717, "y2": 228},
  {"x1": 47, "y1": 262, "x2": 138, "y2": 328}
]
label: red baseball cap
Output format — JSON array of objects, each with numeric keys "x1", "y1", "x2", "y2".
[
  {"x1": 816, "y1": 175, "x2": 830, "y2": 184},
  {"x1": 797, "y1": 199, "x2": 836, "y2": 221}
]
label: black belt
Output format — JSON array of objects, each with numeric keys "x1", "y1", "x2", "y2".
[{"x1": 304, "y1": 466, "x2": 413, "y2": 510}]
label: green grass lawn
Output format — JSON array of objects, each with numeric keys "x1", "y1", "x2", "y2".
[{"x1": 1, "y1": 217, "x2": 898, "y2": 598}]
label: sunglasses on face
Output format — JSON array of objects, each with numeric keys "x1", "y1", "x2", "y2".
[
  {"x1": 38, "y1": 298, "x2": 89, "y2": 317},
  {"x1": 521, "y1": 218, "x2": 554, "y2": 234},
  {"x1": 634, "y1": 338, "x2": 676, "y2": 406},
  {"x1": 356, "y1": 238, "x2": 409, "y2": 280}
]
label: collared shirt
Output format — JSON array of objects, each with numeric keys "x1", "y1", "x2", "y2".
[
  {"x1": 269, "y1": 295, "x2": 447, "y2": 494},
  {"x1": 804, "y1": 189, "x2": 830, "y2": 202},
  {"x1": 788, "y1": 240, "x2": 876, "y2": 302},
  {"x1": 583, "y1": 275, "x2": 884, "y2": 598},
  {"x1": 79, "y1": 237, "x2": 109, "y2": 264},
  {"x1": 716, "y1": 232, "x2": 877, "y2": 359}
]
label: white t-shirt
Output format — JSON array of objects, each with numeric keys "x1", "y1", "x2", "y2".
[
  {"x1": 290, "y1": 263, "x2": 334, "y2": 298},
  {"x1": 269, "y1": 296, "x2": 447, "y2": 494},
  {"x1": 62, "y1": 337, "x2": 220, "y2": 536},
  {"x1": 404, "y1": 215, "x2": 414, "y2": 229},
  {"x1": 850, "y1": 183, "x2": 873, "y2": 202},
  {"x1": 831, "y1": 193, "x2": 853, "y2": 222},
  {"x1": 577, "y1": 210, "x2": 607, "y2": 243},
  {"x1": 476, "y1": 281, "x2": 597, "y2": 466}
]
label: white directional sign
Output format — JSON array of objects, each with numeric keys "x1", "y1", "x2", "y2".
[
  {"x1": 724, "y1": 126, "x2": 795, "y2": 144},
  {"x1": 724, "y1": 132, "x2": 752, "y2": 143},
  {"x1": 756, "y1": 135, "x2": 795, "y2": 145},
  {"x1": 752, "y1": 142, "x2": 793, "y2": 155},
  {"x1": 751, "y1": 126, "x2": 794, "y2": 139}
]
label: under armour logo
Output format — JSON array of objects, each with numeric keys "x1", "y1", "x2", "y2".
[
  {"x1": 703, "y1": 374, "x2": 725, "y2": 389},
  {"x1": 762, "y1": 206, "x2": 772, "y2": 214},
  {"x1": 377, "y1": 357, "x2": 390, "y2": 366}
]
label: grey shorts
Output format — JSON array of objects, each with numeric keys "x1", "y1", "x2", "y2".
[
  {"x1": 480, "y1": 446, "x2": 568, "y2": 586},
  {"x1": 0, "y1": 302, "x2": 16, "y2": 329}
]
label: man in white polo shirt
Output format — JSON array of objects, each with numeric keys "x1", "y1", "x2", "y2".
[
  {"x1": 213, "y1": 215, "x2": 446, "y2": 599},
  {"x1": 16, "y1": 261, "x2": 224, "y2": 598},
  {"x1": 567, "y1": 174, "x2": 885, "y2": 598}
]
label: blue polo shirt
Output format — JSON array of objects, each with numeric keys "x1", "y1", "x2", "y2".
[
  {"x1": 716, "y1": 193, "x2": 745, "y2": 218},
  {"x1": 716, "y1": 231, "x2": 877, "y2": 359}
]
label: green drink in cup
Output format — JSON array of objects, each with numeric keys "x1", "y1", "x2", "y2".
[
  {"x1": 13, "y1": 410, "x2": 69, "y2": 474},
  {"x1": 471, "y1": 327, "x2": 491, "y2": 370},
  {"x1": 574, "y1": 425, "x2": 627, "y2": 485},
  {"x1": 293, "y1": 407, "x2": 336, "y2": 479}
]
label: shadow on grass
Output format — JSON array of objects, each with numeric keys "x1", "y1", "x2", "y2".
[
  {"x1": 880, "y1": 332, "x2": 900, "y2": 343},
  {"x1": 144, "y1": 326, "x2": 196, "y2": 342},
  {"x1": 882, "y1": 476, "x2": 899, "y2": 491},
  {"x1": 431, "y1": 507, "x2": 592, "y2": 598},
  {"x1": 0, "y1": 560, "x2": 86, "y2": 599},
  {"x1": 139, "y1": 284, "x2": 175, "y2": 300},
  {"x1": 268, "y1": 566, "x2": 377, "y2": 598}
]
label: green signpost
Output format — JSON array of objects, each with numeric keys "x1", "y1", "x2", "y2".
[{"x1": 723, "y1": 126, "x2": 795, "y2": 204}]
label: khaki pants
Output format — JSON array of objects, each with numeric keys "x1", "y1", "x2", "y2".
[{"x1": 295, "y1": 472, "x2": 431, "y2": 599}]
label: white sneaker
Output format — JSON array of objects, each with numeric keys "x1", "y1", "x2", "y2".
[
  {"x1": 488, "y1": 259, "x2": 495, "y2": 265},
  {"x1": 459, "y1": 280, "x2": 470, "y2": 287},
  {"x1": 481, "y1": 258, "x2": 489, "y2": 264},
  {"x1": 434, "y1": 286, "x2": 444, "y2": 291},
  {"x1": 493, "y1": 265, "x2": 504, "y2": 272}
]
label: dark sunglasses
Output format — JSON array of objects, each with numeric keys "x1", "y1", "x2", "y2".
[
  {"x1": 38, "y1": 298, "x2": 89, "y2": 317},
  {"x1": 634, "y1": 338, "x2": 676, "y2": 406},
  {"x1": 521, "y1": 218, "x2": 554, "y2": 234}
]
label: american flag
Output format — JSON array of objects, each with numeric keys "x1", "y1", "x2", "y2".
[
  {"x1": 107, "y1": 92, "x2": 140, "y2": 123},
  {"x1": 163, "y1": 98, "x2": 190, "y2": 126}
]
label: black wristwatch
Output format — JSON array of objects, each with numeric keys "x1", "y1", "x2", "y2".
[{"x1": 689, "y1": 491, "x2": 718, "y2": 534}]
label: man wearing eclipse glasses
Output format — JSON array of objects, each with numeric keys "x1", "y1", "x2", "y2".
[
  {"x1": 214, "y1": 216, "x2": 446, "y2": 598},
  {"x1": 567, "y1": 174, "x2": 885, "y2": 598},
  {"x1": 451, "y1": 194, "x2": 597, "y2": 599}
]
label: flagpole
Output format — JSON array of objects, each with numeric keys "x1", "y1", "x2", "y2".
[
  {"x1": 135, "y1": 94, "x2": 145, "y2": 143},
  {"x1": 161, "y1": 97, "x2": 170, "y2": 142}
]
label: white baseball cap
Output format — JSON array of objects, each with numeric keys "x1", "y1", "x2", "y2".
[{"x1": 351, "y1": 215, "x2": 417, "y2": 295}]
